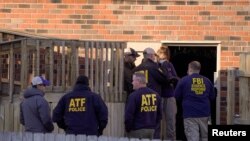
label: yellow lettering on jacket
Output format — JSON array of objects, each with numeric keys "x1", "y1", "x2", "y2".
[
  {"x1": 141, "y1": 94, "x2": 157, "y2": 112},
  {"x1": 191, "y1": 78, "x2": 206, "y2": 95},
  {"x1": 68, "y1": 98, "x2": 86, "y2": 112}
]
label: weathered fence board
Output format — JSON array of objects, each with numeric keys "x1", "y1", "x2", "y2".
[
  {"x1": 44, "y1": 133, "x2": 55, "y2": 141},
  {"x1": 239, "y1": 53, "x2": 250, "y2": 123},
  {"x1": 23, "y1": 132, "x2": 33, "y2": 141},
  {"x1": 1, "y1": 38, "x2": 126, "y2": 103},
  {"x1": 1, "y1": 132, "x2": 11, "y2": 141},
  {"x1": 0, "y1": 102, "x2": 125, "y2": 137},
  {"x1": 227, "y1": 68, "x2": 236, "y2": 124},
  {"x1": 13, "y1": 102, "x2": 21, "y2": 132},
  {"x1": 227, "y1": 53, "x2": 250, "y2": 125},
  {"x1": 11, "y1": 132, "x2": 22, "y2": 141},
  {"x1": 34, "y1": 133, "x2": 44, "y2": 141},
  {"x1": 76, "y1": 134, "x2": 87, "y2": 141},
  {"x1": 0, "y1": 132, "x2": 164, "y2": 141},
  {"x1": 0, "y1": 105, "x2": 4, "y2": 131}
]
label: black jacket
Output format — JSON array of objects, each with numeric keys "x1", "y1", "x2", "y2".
[
  {"x1": 133, "y1": 59, "x2": 169, "y2": 95},
  {"x1": 124, "y1": 62, "x2": 136, "y2": 95}
]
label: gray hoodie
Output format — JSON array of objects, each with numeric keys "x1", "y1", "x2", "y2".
[{"x1": 20, "y1": 87, "x2": 54, "y2": 133}]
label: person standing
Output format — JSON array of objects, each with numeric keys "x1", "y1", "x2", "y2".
[
  {"x1": 52, "y1": 75, "x2": 108, "y2": 136},
  {"x1": 20, "y1": 76, "x2": 54, "y2": 133},
  {"x1": 157, "y1": 46, "x2": 178, "y2": 140},
  {"x1": 133, "y1": 47, "x2": 169, "y2": 139},
  {"x1": 174, "y1": 61, "x2": 216, "y2": 141},
  {"x1": 125, "y1": 72, "x2": 162, "y2": 139},
  {"x1": 124, "y1": 47, "x2": 140, "y2": 100},
  {"x1": 133, "y1": 47, "x2": 168, "y2": 98}
]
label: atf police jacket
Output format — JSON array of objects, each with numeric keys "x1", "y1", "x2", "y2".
[
  {"x1": 52, "y1": 84, "x2": 108, "y2": 135},
  {"x1": 125, "y1": 87, "x2": 162, "y2": 132}
]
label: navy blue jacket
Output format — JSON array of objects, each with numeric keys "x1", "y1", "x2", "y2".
[
  {"x1": 160, "y1": 60, "x2": 178, "y2": 98},
  {"x1": 125, "y1": 87, "x2": 162, "y2": 132},
  {"x1": 133, "y1": 59, "x2": 169, "y2": 95},
  {"x1": 52, "y1": 84, "x2": 108, "y2": 135},
  {"x1": 174, "y1": 73, "x2": 216, "y2": 118}
]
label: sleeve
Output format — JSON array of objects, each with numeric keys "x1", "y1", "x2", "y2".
[
  {"x1": 124, "y1": 94, "x2": 136, "y2": 132},
  {"x1": 150, "y1": 67, "x2": 170, "y2": 84},
  {"x1": 160, "y1": 64, "x2": 171, "y2": 80},
  {"x1": 164, "y1": 63, "x2": 179, "y2": 87},
  {"x1": 52, "y1": 96, "x2": 67, "y2": 130},
  {"x1": 207, "y1": 79, "x2": 216, "y2": 101},
  {"x1": 174, "y1": 79, "x2": 183, "y2": 101},
  {"x1": 37, "y1": 98, "x2": 54, "y2": 132},
  {"x1": 19, "y1": 102, "x2": 24, "y2": 125},
  {"x1": 152, "y1": 67, "x2": 169, "y2": 83},
  {"x1": 93, "y1": 95, "x2": 108, "y2": 135}
]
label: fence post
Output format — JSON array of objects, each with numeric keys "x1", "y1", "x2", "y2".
[
  {"x1": 227, "y1": 68, "x2": 236, "y2": 124},
  {"x1": 9, "y1": 43, "x2": 14, "y2": 103}
]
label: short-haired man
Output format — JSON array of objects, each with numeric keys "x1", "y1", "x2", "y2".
[
  {"x1": 125, "y1": 72, "x2": 162, "y2": 139},
  {"x1": 20, "y1": 76, "x2": 54, "y2": 133},
  {"x1": 133, "y1": 47, "x2": 169, "y2": 139},
  {"x1": 175, "y1": 61, "x2": 216, "y2": 141}
]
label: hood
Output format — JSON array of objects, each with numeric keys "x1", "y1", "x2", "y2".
[{"x1": 23, "y1": 87, "x2": 44, "y2": 98}]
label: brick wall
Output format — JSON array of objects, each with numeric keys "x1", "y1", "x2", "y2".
[{"x1": 1, "y1": 0, "x2": 250, "y2": 124}]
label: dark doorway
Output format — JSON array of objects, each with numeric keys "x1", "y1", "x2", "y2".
[{"x1": 168, "y1": 46, "x2": 217, "y2": 141}]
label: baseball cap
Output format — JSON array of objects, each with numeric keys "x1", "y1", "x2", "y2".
[
  {"x1": 143, "y1": 47, "x2": 156, "y2": 55},
  {"x1": 31, "y1": 76, "x2": 50, "y2": 86},
  {"x1": 124, "y1": 48, "x2": 140, "y2": 57}
]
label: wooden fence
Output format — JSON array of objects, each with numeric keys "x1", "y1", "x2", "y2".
[
  {"x1": 0, "y1": 132, "x2": 165, "y2": 141},
  {"x1": 0, "y1": 102, "x2": 125, "y2": 137},
  {"x1": 227, "y1": 53, "x2": 250, "y2": 124},
  {"x1": 238, "y1": 53, "x2": 250, "y2": 124},
  {"x1": 0, "y1": 38, "x2": 126, "y2": 103}
]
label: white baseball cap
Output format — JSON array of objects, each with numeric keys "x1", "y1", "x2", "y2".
[{"x1": 31, "y1": 76, "x2": 50, "y2": 86}]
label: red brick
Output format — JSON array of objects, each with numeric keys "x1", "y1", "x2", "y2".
[
  {"x1": 98, "y1": 30, "x2": 110, "y2": 34},
  {"x1": 180, "y1": 16, "x2": 194, "y2": 21},
  {"x1": 94, "y1": 5, "x2": 106, "y2": 9},
  {"x1": 129, "y1": 35, "x2": 141, "y2": 41},
  {"x1": 221, "y1": 61, "x2": 235, "y2": 67},
  {"x1": 233, "y1": 61, "x2": 239, "y2": 67},
  {"x1": 221, "y1": 51, "x2": 234, "y2": 57},
  {"x1": 221, "y1": 56, "x2": 229, "y2": 62},
  {"x1": 168, "y1": 6, "x2": 181, "y2": 11},
  {"x1": 18, "y1": 24, "x2": 31, "y2": 28}
]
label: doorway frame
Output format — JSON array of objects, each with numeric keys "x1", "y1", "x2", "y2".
[{"x1": 161, "y1": 40, "x2": 221, "y2": 124}]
